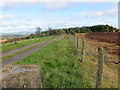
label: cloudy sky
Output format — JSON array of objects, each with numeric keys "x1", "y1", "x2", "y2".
[{"x1": 0, "y1": 1, "x2": 118, "y2": 33}]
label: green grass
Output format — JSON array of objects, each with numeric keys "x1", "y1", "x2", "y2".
[
  {"x1": 2, "y1": 36, "x2": 57, "y2": 52},
  {"x1": 15, "y1": 36, "x2": 96, "y2": 88},
  {"x1": 2, "y1": 35, "x2": 59, "y2": 61},
  {"x1": 15, "y1": 35, "x2": 118, "y2": 88},
  {"x1": 2, "y1": 42, "x2": 44, "y2": 61}
]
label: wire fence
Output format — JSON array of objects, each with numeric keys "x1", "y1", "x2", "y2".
[{"x1": 71, "y1": 34, "x2": 118, "y2": 88}]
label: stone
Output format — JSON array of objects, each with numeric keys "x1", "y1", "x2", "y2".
[{"x1": 2, "y1": 64, "x2": 44, "y2": 88}]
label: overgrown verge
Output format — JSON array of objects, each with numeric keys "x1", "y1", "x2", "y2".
[{"x1": 15, "y1": 35, "x2": 118, "y2": 88}]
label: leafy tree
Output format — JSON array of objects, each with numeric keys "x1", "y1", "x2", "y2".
[
  {"x1": 30, "y1": 34, "x2": 34, "y2": 38},
  {"x1": 80, "y1": 28, "x2": 92, "y2": 33},
  {"x1": 48, "y1": 27, "x2": 53, "y2": 36},
  {"x1": 69, "y1": 28, "x2": 75, "y2": 34},
  {"x1": 115, "y1": 29, "x2": 120, "y2": 32},
  {"x1": 30, "y1": 25, "x2": 118, "y2": 37}
]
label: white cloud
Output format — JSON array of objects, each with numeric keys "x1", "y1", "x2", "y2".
[
  {"x1": 0, "y1": 0, "x2": 118, "y2": 2},
  {"x1": 0, "y1": 2, "x2": 4, "y2": 8},
  {"x1": 75, "y1": 6, "x2": 118, "y2": 17},
  {"x1": 75, "y1": 11, "x2": 87, "y2": 15},
  {"x1": 43, "y1": 2, "x2": 69, "y2": 10},
  {"x1": 0, "y1": 20, "x2": 53, "y2": 33},
  {"x1": 0, "y1": 22, "x2": 13, "y2": 27},
  {"x1": 95, "y1": 12, "x2": 104, "y2": 16},
  {"x1": 0, "y1": 0, "x2": 118, "y2": 10},
  {"x1": 0, "y1": 1, "x2": 118, "y2": 33},
  {"x1": 75, "y1": 11, "x2": 105, "y2": 17},
  {"x1": 0, "y1": 2, "x2": 70, "y2": 11},
  {"x1": 0, "y1": 15, "x2": 12, "y2": 21},
  {"x1": 0, "y1": 24, "x2": 35, "y2": 33},
  {"x1": 107, "y1": 6, "x2": 118, "y2": 16}
]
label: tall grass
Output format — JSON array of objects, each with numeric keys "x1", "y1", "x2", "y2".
[{"x1": 16, "y1": 36, "x2": 96, "y2": 88}]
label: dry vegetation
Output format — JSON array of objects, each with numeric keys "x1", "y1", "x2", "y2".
[
  {"x1": 85, "y1": 32, "x2": 120, "y2": 57},
  {"x1": 0, "y1": 40, "x2": 8, "y2": 43},
  {"x1": 76, "y1": 33, "x2": 118, "y2": 88},
  {"x1": 77, "y1": 32, "x2": 119, "y2": 64}
]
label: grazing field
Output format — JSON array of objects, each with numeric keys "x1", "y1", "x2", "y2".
[
  {"x1": 15, "y1": 36, "x2": 118, "y2": 88},
  {"x1": 1, "y1": 36, "x2": 56, "y2": 52}
]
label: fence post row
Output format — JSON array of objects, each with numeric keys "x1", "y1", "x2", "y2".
[
  {"x1": 77, "y1": 37, "x2": 79, "y2": 49},
  {"x1": 14, "y1": 38, "x2": 17, "y2": 44},
  {"x1": 72, "y1": 35, "x2": 74, "y2": 44},
  {"x1": 96, "y1": 47, "x2": 104, "y2": 88},
  {"x1": 81, "y1": 40, "x2": 85, "y2": 62},
  {"x1": 72, "y1": 35, "x2": 104, "y2": 88},
  {"x1": 74, "y1": 36, "x2": 76, "y2": 48}
]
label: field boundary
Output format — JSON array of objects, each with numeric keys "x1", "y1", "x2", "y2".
[{"x1": 72, "y1": 35, "x2": 118, "y2": 88}]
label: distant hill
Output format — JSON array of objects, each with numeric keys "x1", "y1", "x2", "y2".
[
  {"x1": 2, "y1": 31, "x2": 34, "y2": 35},
  {"x1": 2, "y1": 31, "x2": 34, "y2": 38}
]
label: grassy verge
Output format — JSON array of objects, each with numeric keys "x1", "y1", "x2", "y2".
[
  {"x1": 15, "y1": 36, "x2": 94, "y2": 88},
  {"x1": 2, "y1": 43, "x2": 43, "y2": 61},
  {"x1": 2, "y1": 36, "x2": 57, "y2": 52},
  {"x1": 2, "y1": 36, "x2": 58, "y2": 61},
  {"x1": 15, "y1": 35, "x2": 118, "y2": 88}
]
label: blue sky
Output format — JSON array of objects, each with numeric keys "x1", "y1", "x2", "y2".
[{"x1": 0, "y1": 2, "x2": 118, "y2": 33}]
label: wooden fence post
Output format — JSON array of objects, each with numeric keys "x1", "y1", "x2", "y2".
[
  {"x1": 70, "y1": 35, "x2": 73, "y2": 41},
  {"x1": 96, "y1": 47, "x2": 104, "y2": 88},
  {"x1": 14, "y1": 38, "x2": 17, "y2": 44},
  {"x1": 77, "y1": 37, "x2": 79, "y2": 49},
  {"x1": 81, "y1": 40, "x2": 85, "y2": 62},
  {"x1": 73, "y1": 35, "x2": 75, "y2": 44},
  {"x1": 74, "y1": 36, "x2": 76, "y2": 48}
]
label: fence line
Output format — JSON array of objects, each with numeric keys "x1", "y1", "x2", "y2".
[
  {"x1": 14, "y1": 38, "x2": 17, "y2": 44},
  {"x1": 72, "y1": 35, "x2": 106, "y2": 88},
  {"x1": 96, "y1": 47, "x2": 104, "y2": 88},
  {"x1": 81, "y1": 40, "x2": 85, "y2": 62},
  {"x1": 77, "y1": 37, "x2": 79, "y2": 49}
]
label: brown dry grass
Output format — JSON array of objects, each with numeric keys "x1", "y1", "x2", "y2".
[
  {"x1": 77, "y1": 33, "x2": 119, "y2": 64},
  {"x1": 0, "y1": 40, "x2": 8, "y2": 43},
  {"x1": 76, "y1": 33, "x2": 118, "y2": 88}
]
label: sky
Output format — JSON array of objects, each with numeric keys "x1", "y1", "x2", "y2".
[{"x1": 0, "y1": 1, "x2": 118, "y2": 33}]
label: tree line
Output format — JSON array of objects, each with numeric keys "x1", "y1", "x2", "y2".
[
  {"x1": 4, "y1": 24, "x2": 119, "y2": 43},
  {"x1": 30, "y1": 24, "x2": 119, "y2": 38}
]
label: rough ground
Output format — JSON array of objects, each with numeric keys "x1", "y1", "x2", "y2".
[
  {"x1": 2, "y1": 65, "x2": 44, "y2": 88},
  {"x1": 1, "y1": 35, "x2": 66, "y2": 68}
]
